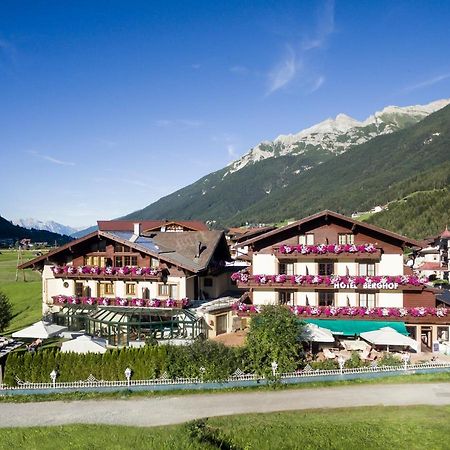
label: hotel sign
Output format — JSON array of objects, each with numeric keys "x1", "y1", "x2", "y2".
[{"x1": 333, "y1": 282, "x2": 399, "y2": 290}]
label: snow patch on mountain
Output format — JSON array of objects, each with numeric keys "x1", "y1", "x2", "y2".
[
  {"x1": 225, "y1": 98, "x2": 450, "y2": 176},
  {"x1": 12, "y1": 218, "x2": 83, "y2": 236}
]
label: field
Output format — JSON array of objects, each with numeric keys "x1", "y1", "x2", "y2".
[
  {"x1": 1, "y1": 405, "x2": 449, "y2": 449},
  {"x1": 0, "y1": 249, "x2": 43, "y2": 334}
]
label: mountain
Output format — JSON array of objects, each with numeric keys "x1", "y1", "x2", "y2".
[
  {"x1": 0, "y1": 216, "x2": 72, "y2": 245},
  {"x1": 123, "y1": 99, "x2": 450, "y2": 234},
  {"x1": 225, "y1": 98, "x2": 450, "y2": 175},
  {"x1": 12, "y1": 218, "x2": 82, "y2": 237},
  {"x1": 230, "y1": 103, "x2": 450, "y2": 225},
  {"x1": 70, "y1": 225, "x2": 98, "y2": 239}
]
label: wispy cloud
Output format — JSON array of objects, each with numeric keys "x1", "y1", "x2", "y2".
[
  {"x1": 267, "y1": 46, "x2": 299, "y2": 95},
  {"x1": 96, "y1": 138, "x2": 118, "y2": 148},
  {"x1": 265, "y1": 0, "x2": 335, "y2": 95},
  {"x1": 227, "y1": 144, "x2": 238, "y2": 159},
  {"x1": 28, "y1": 150, "x2": 75, "y2": 166},
  {"x1": 401, "y1": 73, "x2": 450, "y2": 93},
  {"x1": 230, "y1": 65, "x2": 249, "y2": 75},
  {"x1": 154, "y1": 119, "x2": 203, "y2": 130},
  {"x1": 302, "y1": 0, "x2": 335, "y2": 50},
  {"x1": 309, "y1": 75, "x2": 326, "y2": 93}
]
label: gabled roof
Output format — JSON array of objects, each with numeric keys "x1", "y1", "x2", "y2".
[
  {"x1": 97, "y1": 220, "x2": 208, "y2": 232},
  {"x1": 232, "y1": 226, "x2": 277, "y2": 243},
  {"x1": 19, "y1": 229, "x2": 230, "y2": 274},
  {"x1": 236, "y1": 210, "x2": 425, "y2": 249}
]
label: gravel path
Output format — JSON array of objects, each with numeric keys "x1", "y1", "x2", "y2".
[{"x1": 1, "y1": 383, "x2": 450, "y2": 428}]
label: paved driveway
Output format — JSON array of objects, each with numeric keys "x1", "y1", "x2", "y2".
[{"x1": 1, "y1": 383, "x2": 450, "y2": 428}]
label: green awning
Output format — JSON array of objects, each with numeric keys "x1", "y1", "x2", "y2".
[{"x1": 304, "y1": 319, "x2": 408, "y2": 336}]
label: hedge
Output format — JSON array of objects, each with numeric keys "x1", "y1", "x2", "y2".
[{"x1": 3, "y1": 340, "x2": 248, "y2": 386}]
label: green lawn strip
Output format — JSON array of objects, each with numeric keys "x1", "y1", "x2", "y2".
[
  {"x1": 1, "y1": 372, "x2": 450, "y2": 403},
  {"x1": 1, "y1": 406, "x2": 449, "y2": 450},
  {"x1": 0, "y1": 250, "x2": 42, "y2": 334}
]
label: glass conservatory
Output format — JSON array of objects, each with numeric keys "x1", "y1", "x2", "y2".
[{"x1": 54, "y1": 305, "x2": 206, "y2": 346}]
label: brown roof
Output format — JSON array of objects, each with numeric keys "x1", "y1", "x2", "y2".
[
  {"x1": 147, "y1": 230, "x2": 229, "y2": 272},
  {"x1": 97, "y1": 220, "x2": 209, "y2": 232},
  {"x1": 236, "y1": 210, "x2": 426, "y2": 249},
  {"x1": 18, "y1": 231, "x2": 98, "y2": 269},
  {"x1": 441, "y1": 226, "x2": 450, "y2": 239},
  {"x1": 418, "y1": 262, "x2": 448, "y2": 271},
  {"x1": 19, "y1": 228, "x2": 229, "y2": 274}
]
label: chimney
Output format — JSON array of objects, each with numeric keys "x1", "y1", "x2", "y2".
[
  {"x1": 129, "y1": 223, "x2": 140, "y2": 243},
  {"x1": 196, "y1": 241, "x2": 204, "y2": 258}
]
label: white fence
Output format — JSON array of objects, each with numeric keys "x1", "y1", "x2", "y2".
[{"x1": 1, "y1": 362, "x2": 450, "y2": 392}]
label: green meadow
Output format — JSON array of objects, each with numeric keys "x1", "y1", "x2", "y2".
[
  {"x1": 0, "y1": 249, "x2": 42, "y2": 334},
  {"x1": 1, "y1": 405, "x2": 449, "y2": 450}
]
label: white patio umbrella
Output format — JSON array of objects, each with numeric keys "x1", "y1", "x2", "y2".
[
  {"x1": 360, "y1": 327, "x2": 419, "y2": 352},
  {"x1": 60, "y1": 335, "x2": 107, "y2": 354},
  {"x1": 11, "y1": 321, "x2": 67, "y2": 339},
  {"x1": 303, "y1": 323, "x2": 335, "y2": 343}
]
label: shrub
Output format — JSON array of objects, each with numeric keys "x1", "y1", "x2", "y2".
[
  {"x1": 246, "y1": 305, "x2": 305, "y2": 377},
  {"x1": 0, "y1": 291, "x2": 13, "y2": 332}
]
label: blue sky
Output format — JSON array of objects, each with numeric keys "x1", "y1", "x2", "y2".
[{"x1": 1, "y1": 0, "x2": 449, "y2": 228}]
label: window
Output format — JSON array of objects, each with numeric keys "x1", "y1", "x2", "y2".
[
  {"x1": 98, "y1": 240, "x2": 106, "y2": 252},
  {"x1": 85, "y1": 256, "x2": 107, "y2": 266},
  {"x1": 279, "y1": 291, "x2": 295, "y2": 305},
  {"x1": 319, "y1": 292, "x2": 334, "y2": 306},
  {"x1": 318, "y1": 262, "x2": 334, "y2": 276},
  {"x1": 437, "y1": 326, "x2": 449, "y2": 341},
  {"x1": 75, "y1": 282, "x2": 83, "y2": 297},
  {"x1": 124, "y1": 255, "x2": 138, "y2": 266},
  {"x1": 204, "y1": 278, "x2": 213, "y2": 287},
  {"x1": 100, "y1": 282, "x2": 114, "y2": 296},
  {"x1": 142, "y1": 287, "x2": 150, "y2": 299},
  {"x1": 114, "y1": 243, "x2": 124, "y2": 252},
  {"x1": 359, "y1": 263, "x2": 376, "y2": 276},
  {"x1": 114, "y1": 256, "x2": 123, "y2": 267},
  {"x1": 338, "y1": 233, "x2": 354, "y2": 245},
  {"x1": 158, "y1": 284, "x2": 177, "y2": 297},
  {"x1": 359, "y1": 293, "x2": 376, "y2": 308},
  {"x1": 299, "y1": 234, "x2": 314, "y2": 245},
  {"x1": 125, "y1": 283, "x2": 136, "y2": 296},
  {"x1": 279, "y1": 262, "x2": 294, "y2": 275},
  {"x1": 150, "y1": 257, "x2": 159, "y2": 268}
]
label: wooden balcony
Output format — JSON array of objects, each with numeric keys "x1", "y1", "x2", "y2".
[
  {"x1": 273, "y1": 245, "x2": 382, "y2": 261},
  {"x1": 52, "y1": 265, "x2": 163, "y2": 281}
]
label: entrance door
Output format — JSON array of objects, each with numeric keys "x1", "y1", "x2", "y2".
[{"x1": 216, "y1": 314, "x2": 228, "y2": 335}]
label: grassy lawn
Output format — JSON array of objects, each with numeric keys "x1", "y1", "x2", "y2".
[
  {"x1": 0, "y1": 249, "x2": 43, "y2": 334},
  {"x1": 1, "y1": 405, "x2": 449, "y2": 449}
]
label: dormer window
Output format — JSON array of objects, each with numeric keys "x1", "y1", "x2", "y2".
[{"x1": 338, "y1": 233, "x2": 354, "y2": 245}]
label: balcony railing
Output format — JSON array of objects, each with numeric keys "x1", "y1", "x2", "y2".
[
  {"x1": 52, "y1": 295, "x2": 189, "y2": 309},
  {"x1": 273, "y1": 243, "x2": 381, "y2": 260},
  {"x1": 231, "y1": 273, "x2": 428, "y2": 291},
  {"x1": 232, "y1": 303, "x2": 449, "y2": 321},
  {"x1": 51, "y1": 265, "x2": 163, "y2": 281}
]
